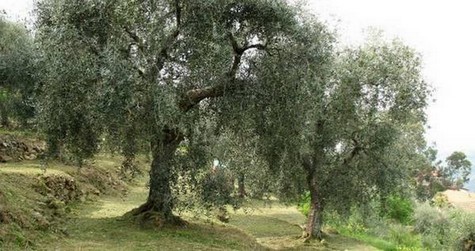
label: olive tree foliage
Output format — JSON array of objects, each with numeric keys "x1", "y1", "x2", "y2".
[
  {"x1": 0, "y1": 14, "x2": 37, "y2": 128},
  {"x1": 211, "y1": 130, "x2": 276, "y2": 199},
  {"x1": 254, "y1": 36, "x2": 431, "y2": 238},
  {"x1": 35, "y1": 0, "x2": 332, "y2": 223}
]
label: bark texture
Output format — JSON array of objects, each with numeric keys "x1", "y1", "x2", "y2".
[
  {"x1": 303, "y1": 154, "x2": 324, "y2": 240},
  {"x1": 305, "y1": 175, "x2": 323, "y2": 240},
  {"x1": 130, "y1": 128, "x2": 185, "y2": 226}
]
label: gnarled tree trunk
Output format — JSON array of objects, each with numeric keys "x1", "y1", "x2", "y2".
[
  {"x1": 130, "y1": 128, "x2": 184, "y2": 226},
  {"x1": 305, "y1": 175, "x2": 324, "y2": 240},
  {"x1": 303, "y1": 154, "x2": 324, "y2": 240}
]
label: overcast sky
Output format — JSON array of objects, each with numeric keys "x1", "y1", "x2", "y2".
[
  {"x1": 1, "y1": 0, "x2": 474, "y2": 159},
  {"x1": 307, "y1": 0, "x2": 475, "y2": 160}
]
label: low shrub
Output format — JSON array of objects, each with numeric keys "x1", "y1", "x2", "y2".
[
  {"x1": 387, "y1": 224, "x2": 420, "y2": 249},
  {"x1": 431, "y1": 192, "x2": 452, "y2": 208},
  {"x1": 385, "y1": 195, "x2": 414, "y2": 225},
  {"x1": 297, "y1": 191, "x2": 310, "y2": 217},
  {"x1": 413, "y1": 202, "x2": 475, "y2": 250}
]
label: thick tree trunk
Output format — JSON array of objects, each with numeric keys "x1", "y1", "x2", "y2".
[
  {"x1": 237, "y1": 172, "x2": 246, "y2": 198},
  {"x1": 129, "y1": 128, "x2": 184, "y2": 226},
  {"x1": 305, "y1": 178, "x2": 324, "y2": 240},
  {"x1": 303, "y1": 155, "x2": 324, "y2": 240}
]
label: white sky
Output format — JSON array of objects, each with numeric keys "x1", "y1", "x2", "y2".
[
  {"x1": 1, "y1": 0, "x2": 474, "y2": 159},
  {"x1": 307, "y1": 0, "x2": 475, "y2": 159}
]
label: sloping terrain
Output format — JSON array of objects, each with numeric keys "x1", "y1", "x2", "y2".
[
  {"x1": 0, "y1": 132, "x2": 379, "y2": 250},
  {"x1": 230, "y1": 202, "x2": 378, "y2": 251},
  {"x1": 32, "y1": 176, "x2": 377, "y2": 250},
  {"x1": 34, "y1": 183, "x2": 265, "y2": 251},
  {"x1": 0, "y1": 156, "x2": 128, "y2": 249}
]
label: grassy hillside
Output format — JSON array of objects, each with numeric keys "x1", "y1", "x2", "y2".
[
  {"x1": 0, "y1": 156, "x2": 128, "y2": 249},
  {"x1": 35, "y1": 183, "x2": 265, "y2": 251},
  {"x1": 0, "y1": 156, "x2": 382, "y2": 250}
]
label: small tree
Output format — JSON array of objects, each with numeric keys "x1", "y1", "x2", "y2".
[
  {"x1": 254, "y1": 37, "x2": 430, "y2": 239},
  {"x1": 443, "y1": 151, "x2": 472, "y2": 188}
]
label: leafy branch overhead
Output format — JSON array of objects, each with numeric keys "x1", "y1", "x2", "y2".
[{"x1": 34, "y1": 0, "x2": 431, "y2": 239}]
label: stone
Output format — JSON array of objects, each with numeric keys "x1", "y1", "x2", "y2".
[{"x1": 0, "y1": 155, "x2": 12, "y2": 162}]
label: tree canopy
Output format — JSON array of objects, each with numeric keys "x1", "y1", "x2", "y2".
[
  {"x1": 0, "y1": 15, "x2": 37, "y2": 127},
  {"x1": 35, "y1": 0, "x2": 333, "y2": 224},
  {"x1": 34, "y1": 0, "x2": 431, "y2": 238},
  {"x1": 251, "y1": 35, "x2": 431, "y2": 237}
]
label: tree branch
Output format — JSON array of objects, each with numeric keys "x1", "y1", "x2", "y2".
[
  {"x1": 178, "y1": 52, "x2": 245, "y2": 112},
  {"x1": 175, "y1": 0, "x2": 181, "y2": 28},
  {"x1": 228, "y1": 54, "x2": 242, "y2": 78},
  {"x1": 343, "y1": 138, "x2": 363, "y2": 166},
  {"x1": 151, "y1": 0, "x2": 182, "y2": 79},
  {"x1": 243, "y1": 43, "x2": 267, "y2": 51},
  {"x1": 179, "y1": 30, "x2": 268, "y2": 111},
  {"x1": 124, "y1": 27, "x2": 144, "y2": 52},
  {"x1": 179, "y1": 84, "x2": 225, "y2": 111},
  {"x1": 228, "y1": 32, "x2": 267, "y2": 55}
]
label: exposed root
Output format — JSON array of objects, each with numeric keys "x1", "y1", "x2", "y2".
[
  {"x1": 124, "y1": 203, "x2": 187, "y2": 228},
  {"x1": 302, "y1": 229, "x2": 325, "y2": 243}
]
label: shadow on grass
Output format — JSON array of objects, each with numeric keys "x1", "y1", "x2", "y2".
[
  {"x1": 230, "y1": 214, "x2": 301, "y2": 238},
  {"x1": 39, "y1": 206, "x2": 266, "y2": 251}
]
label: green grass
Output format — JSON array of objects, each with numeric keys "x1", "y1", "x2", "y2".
[
  {"x1": 0, "y1": 128, "x2": 43, "y2": 139},
  {"x1": 0, "y1": 171, "x2": 50, "y2": 249},
  {"x1": 31, "y1": 175, "x2": 380, "y2": 250},
  {"x1": 34, "y1": 181, "x2": 265, "y2": 251},
  {"x1": 37, "y1": 216, "x2": 264, "y2": 251},
  {"x1": 335, "y1": 224, "x2": 424, "y2": 251},
  {"x1": 228, "y1": 201, "x2": 379, "y2": 250},
  {"x1": 339, "y1": 229, "x2": 398, "y2": 251},
  {"x1": 1, "y1": 155, "x2": 383, "y2": 251}
]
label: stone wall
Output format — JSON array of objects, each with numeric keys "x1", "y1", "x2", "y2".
[{"x1": 0, "y1": 134, "x2": 46, "y2": 162}]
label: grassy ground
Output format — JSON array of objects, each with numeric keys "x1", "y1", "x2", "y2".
[
  {"x1": 33, "y1": 182, "x2": 378, "y2": 251},
  {"x1": 35, "y1": 184, "x2": 264, "y2": 251},
  {"x1": 1, "y1": 156, "x2": 380, "y2": 250},
  {"x1": 230, "y1": 201, "x2": 378, "y2": 250}
]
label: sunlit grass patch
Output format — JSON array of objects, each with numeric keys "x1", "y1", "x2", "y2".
[
  {"x1": 0, "y1": 161, "x2": 71, "y2": 176},
  {"x1": 0, "y1": 128, "x2": 42, "y2": 139},
  {"x1": 37, "y1": 195, "x2": 265, "y2": 251}
]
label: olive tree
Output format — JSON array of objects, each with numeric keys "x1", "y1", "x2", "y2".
[
  {"x1": 0, "y1": 15, "x2": 37, "y2": 128},
  {"x1": 254, "y1": 37, "x2": 430, "y2": 238},
  {"x1": 35, "y1": 0, "x2": 333, "y2": 224}
]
